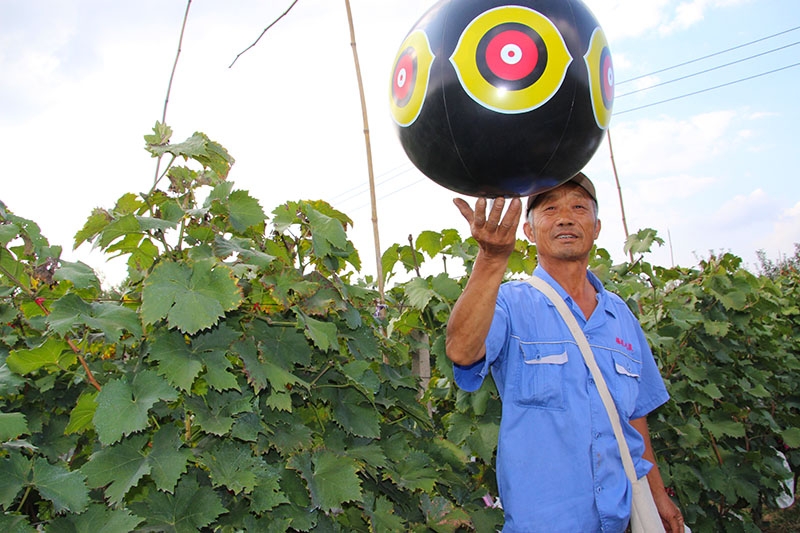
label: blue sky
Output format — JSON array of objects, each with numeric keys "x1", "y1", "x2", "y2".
[{"x1": 1, "y1": 0, "x2": 799, "y2": 286}]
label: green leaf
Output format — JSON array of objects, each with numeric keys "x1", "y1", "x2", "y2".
[
  {"x1": 227, "y1": 190, "x2": 267, "y2": 232},
  {"x1": 65, "y1": 391, "x2": 98, "y2": 435},
  {"x1": 144, "y1": 121, "x2": 172, "y2": 146},
  {"x1": 250, "y1": 464, "x2": 289, "y2": 514},
  {"x1": 332, "y1": 389, "x2": 380, "y2": 438},
  {"x1": 290, "y1": 450, "x2": 362, "y2": 513},
  {"x1": 386, "y1": 450, "x2": 438, "y2": 492},
  {"x1": 93, "y1": 370, "x2": 178, "y2": 445},
  {"x1": 129, "y1": 472, "x2": 226, "y2": 533},
  {"x1": 405, "y1": 277, "x2": 434, "y2": 310},
  {"x1": 185, "y1": 390, "x2": 252, "y2": 436},
  {"x1": 368, "y1": 495, "x2": 406, "y2": 532},
  {"x1": 415, "y1": 230, "x2": 445, "y2": 257},
  {"x1": 31, "y1": 457, "x2": 89, "y2": 513},
  {"x1": 702, "y1": 415, "x2": 746, "y2": 438},
  {"x1": 780, "y1": 427, "x2": 800, "y2": 448},
  {"x1": 305, "y1": 204, "x2": 349, "y2": 259},
  {"x1": 53, "y1": 260, "x2": 101, "y2": 291},
  {"x1": 82, "y1": 435, "x2": 151, "y2": 504},
  {"x1": 296, "y1": 312, "x2": 338, "y2": 353},
  {"x1": 0, "y1": 412, "x2": 28, "y2": 441},
  {"x1": 431, "y1": 272, "x2": 462, "y2": 301},
  {"x1": 200, "y1": 440, "x2": 265, "y2": 494},
  {"x1": 148, "y1": 330, "x2": 203, "y2": 392},
  {"x1": 0, "y1": 452, "x2": 30, "y2": 508},
  {"x1": 141, "y1": 259, "x2": 242, "y2": 334},
  {"x1": 148, "y1": 427, "x2": 192, "y2": 493},
  {"x1": 7, "y1": 337, "x2": 75, "y2": 374},
  {"x1": 47, "y1": 293, "x2": 142, "y2": 342},
  {"x1": 46, "y1": 503, "x2": 144, "y2": 533},
  {"x1": 0, "y1": 513, "x2": 36, "y2": 533}
]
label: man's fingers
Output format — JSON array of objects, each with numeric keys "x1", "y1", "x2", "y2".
[
  {"x1": 485, "y1": 197, "x2": 505, "y2": 227},
  {"x1": 453, "y1": 198, "x2": 475, "y2": 224},
  {"x1": 499, "y1": 197, "x2": 523, "y2": 232}
]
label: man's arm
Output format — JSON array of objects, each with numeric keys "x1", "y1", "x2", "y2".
[
  {"x1": 630, "y1": 416, "x2": 685, "y2": 533},
  {"x1": 445, "y1": 197, "x2": 521, "y2": 366}
]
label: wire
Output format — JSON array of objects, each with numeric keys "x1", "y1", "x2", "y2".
[
  {"x1": 616, "y1": 24, "x2": 800, "y2": 85},
  {"x1": 614, "y1": 61, "x2": 800, "y2": 115},
  {"x1": 616, "y1": 40, "x2": 800, "y2": 98}
]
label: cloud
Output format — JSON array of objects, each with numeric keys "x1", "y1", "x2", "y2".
[
  {"x1": 610, "y1": 110, "x2": 739, "y2": 176},
  {"x1": 757, "y1": 201, "x2": 800, "y2": 257}
]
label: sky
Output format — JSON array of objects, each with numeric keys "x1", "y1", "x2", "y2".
[{"x1": 1, "y1": 0, "x2": 799, "y2": 287}]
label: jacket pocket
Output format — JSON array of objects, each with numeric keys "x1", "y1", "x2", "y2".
[
  {"x1": 611, "y1": 351, "x2": 642, "y2": 417},
  {"x1": 516, "y1": 343, "x2": 568, "y2": 410}
]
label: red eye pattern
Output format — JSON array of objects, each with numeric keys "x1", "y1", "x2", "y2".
[
  {"x1": 449, "y1": 6, "x2": 572, "y2": 114},
  {"x1": 584, "y1": 26, "x2": 614, "y2": 129},
  {"x1": 389, "y1": 30, "x2": 435, "y2": 127}
]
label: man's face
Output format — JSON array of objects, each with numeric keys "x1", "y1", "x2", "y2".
[{"x1": 523, "y1": 183, "x2": 601, "y2": 263}]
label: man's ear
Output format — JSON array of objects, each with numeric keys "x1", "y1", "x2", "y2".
[
  {"x1": 523, "y1": 220, "x2": 536, "y2": 243},
  {"x1": 594, "y1": 218, "x2": 602, "y2": 239}
]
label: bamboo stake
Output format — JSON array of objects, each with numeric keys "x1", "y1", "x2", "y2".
[
  {"x1": 343, "y1": 0, "x2": 385, "y2": 304},
  {"x1": 607, "y1": 128, "x2": 635, "y2": 264}
]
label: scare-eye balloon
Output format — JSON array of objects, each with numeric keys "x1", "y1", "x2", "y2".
[{"x1": 389, "y1": 0, "x2": 614, "y2": 197}]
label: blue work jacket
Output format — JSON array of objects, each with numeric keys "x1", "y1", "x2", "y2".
[{"x1": 454, "y1": 267, "x2": 669, "y2": 533}]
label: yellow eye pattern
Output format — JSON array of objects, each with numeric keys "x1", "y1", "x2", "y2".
[
  {"x1": 389, "y1": 30, "x2": 435, "y2": 127},
  {"x1": 584, "y1": 26, "x2": 614, "y2": 129},
  {"x1": 449, "y1": 5, "x2": 572, "y2": 114}
]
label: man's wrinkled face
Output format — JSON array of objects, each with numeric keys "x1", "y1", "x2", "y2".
[{"x1": 524, "y1": 183, "x2": 600, "y2": 263}]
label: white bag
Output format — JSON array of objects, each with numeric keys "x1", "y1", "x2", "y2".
[
  {"x1": 631, "y1": 476, "x2": 665, "y2": 533},
  {"x1": 526, "y1": 277, "x2": 666, "y2": 532}
]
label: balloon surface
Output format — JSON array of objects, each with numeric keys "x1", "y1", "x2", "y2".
[{"x1": 389, "y1": 0, "x2": 614, "y2": 197}]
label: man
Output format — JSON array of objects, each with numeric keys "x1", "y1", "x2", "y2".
[{"x1": 446, "y1": 173, "x2": 684, "y2": 532}]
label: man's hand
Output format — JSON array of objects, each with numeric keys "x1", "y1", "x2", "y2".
[
  {"x1": 453, "y1": 196, "x2": 522, "y2": 261},
  {"x1": 654, "y1": 490, "x2": 684, "y2": 533}
]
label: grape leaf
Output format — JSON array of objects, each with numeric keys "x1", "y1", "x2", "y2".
[
  {"x1": 93, "y1": 370, "x2": 178, "y2": 445},
  {"x1": 296, "y1": 311, "x2": 338, "y2": 353},
  {"x1": 227, "y1": 190, "x2": 267, "y2": 232},
  {"x1": 368, "y1": 495, "x2": 406, "y2": 532},
  {"x1": 185, "y1": 390, "x2": 252, "y2": 436},
  {"x1": 147, "y1": 426, "x2": 192, "y2": 493},
  {"x1": 147, "y1": 330, "x2": 203, "y2": 392},
  {"x1": 0, "y1": 412, "x2": 28, "y2": 441},
  {"x1": 6, "y1": 337, "x2": 75, "y2": 374},
  {"x1": 0, "y1": 513, "x2": 36, "y2": 533},
  {"x1": 289, "y1": 450, "x2": 362, "y2": 513},
  {"x1": 82, "y1": 435, "x2": 150, "y2": 504},
  {"x1": 129, "y1": 473, "x2": 225, "y2": 533},
  {"x1": 31, "y1": 457, "x2": 89, "y2": 513},
  {"x1": 46, "y1": 503, "x2": 143, "y2": 533},
  {"x1": 249, "y1": 464, "x2": 288, "y2": 514},
  {"x1": 200, "y1": 440, "x2": 265, "y2": 494},
  {"x1": 47, "y1": 293, "x2": 141, "y2": 342},
  {"x1": 332, "y1": 389, "x2": 380, "y2": 439},
  {"x1": 53, "y1": 260, "x2": 101, "y2": 292},
  {"x1": 141, "y1": 259, "x2": 242, "y2": 334},
  {"x1": 0, "y1": 452, "x2": 29, "y2": 508}
]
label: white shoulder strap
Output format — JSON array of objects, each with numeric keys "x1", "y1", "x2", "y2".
[{"x1": 526, "y1": 275, "x2": 637, "y2": 483}]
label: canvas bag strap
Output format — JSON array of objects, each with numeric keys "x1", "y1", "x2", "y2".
[{"x1": 526, "y1": 275, "x2": 638, "y2": 483}]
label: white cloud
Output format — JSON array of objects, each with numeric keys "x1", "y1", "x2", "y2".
[
  {"x1": 757, "y1": 201, "x2": 800, "y2": 256},
  {"x1": 610, "y1": 110, "x2": 739, "y2": 176}
]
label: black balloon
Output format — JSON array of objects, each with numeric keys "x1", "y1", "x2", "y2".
[{"x1": 389, "y1": 0, "x2": 614, "y2": 198}]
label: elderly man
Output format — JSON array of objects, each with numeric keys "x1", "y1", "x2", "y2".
[{"x1": 446, "y1": 173, "x2": 684, "y2": 532}]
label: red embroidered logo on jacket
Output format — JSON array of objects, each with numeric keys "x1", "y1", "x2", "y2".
[{"x1": 616, "y1": 337, "x2": 633, "y2": 351}]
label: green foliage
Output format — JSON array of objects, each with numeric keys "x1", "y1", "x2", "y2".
[
  {"x1": 0, "y1": 125, "x2": 479, "y2": 531},
  {"x1": 2, "y1": 123, "x2": 798, "y2": 532}
]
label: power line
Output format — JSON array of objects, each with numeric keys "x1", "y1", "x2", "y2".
[
  {"x1": 616, "y1": 40, "x2": 800, "y2": 98},
  {"x1": 614, "y1": 60, "x2": 800, "y2": 115},
  {"x1": 616, "y1": 24, "x2": 800, "y2": 85},
  {"x1": 329, "y1": 161, "x2": 412, "y2": 203}
]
